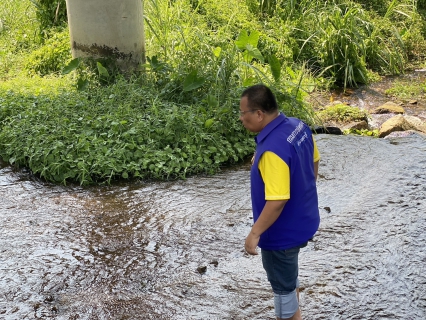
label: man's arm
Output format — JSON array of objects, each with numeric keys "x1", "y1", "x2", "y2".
[
  {"x1": 314, "y1": 160, "x2": 319, "y2": 181},
  {"x1": 245, "y1": 199, "x2": 288, "y2": 255}
]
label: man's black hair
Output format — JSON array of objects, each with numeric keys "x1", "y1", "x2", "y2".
[{"x1": 241, "y1": 84, "x2": 278, "y2": 113}]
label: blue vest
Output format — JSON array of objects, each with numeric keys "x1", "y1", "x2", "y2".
[{"x1": 251, "y1": 113, "x2": 320, "y2": 250}]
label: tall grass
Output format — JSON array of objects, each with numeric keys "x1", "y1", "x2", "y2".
[{"x1": 0, "y1": 0, "x2": 39, "y2": 79}]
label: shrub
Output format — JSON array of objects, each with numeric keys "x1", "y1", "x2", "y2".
[
  {"x1": 24, "y1": 28, "x2": 71, "y2": 75},
  {"x1": 30, "y1": 0, "x2": 67, "y2": 33},
  {"x1": 317, "y1": 103, "x2": 369, "y2": 123},
  {"x1": 0, "y1": 78, "x2": 254, "y2": 185}
]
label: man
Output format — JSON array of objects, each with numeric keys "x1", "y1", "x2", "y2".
[{"x1": 239, "y1": 84, "x2": 320, "y2": 320}]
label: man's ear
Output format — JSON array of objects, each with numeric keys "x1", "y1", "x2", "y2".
[{"x1": 256, "y1": 109, "x2": 265, "y2": 122}]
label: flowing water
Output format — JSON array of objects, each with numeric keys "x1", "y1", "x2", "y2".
[{"x1": 1, "y1": 132, "x2": 425, "y2": 320}]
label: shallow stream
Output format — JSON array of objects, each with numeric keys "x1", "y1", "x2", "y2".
[{"x1": 1, "y1": 132, "x2": 425, "y2": 320}]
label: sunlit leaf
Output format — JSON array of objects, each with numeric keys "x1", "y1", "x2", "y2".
[
  {"x1": 213, "y1": 47, "x2": 222, "y2": 58},
  {"x1": 243, "y1": 77, "x2": 256, "y2": 87},
  {"x1": 235, "y1": 30, "x2": 250, "y2": 50},
  {"x1": 204, "y1": 118, "x2": 214, "y2": 128},
  {"x1": 97, "y1": 62, "x2": 109, "y2": 78},
  {"x1": 245, "y1": 45, "x2": 264, "y2": 62},
  {"x1": 235, "y1": 30, "x2": 260, "y2": 51}
]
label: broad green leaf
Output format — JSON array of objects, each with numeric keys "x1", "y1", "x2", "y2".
[
  {"x1": 204, "y1": 118, "x2": 214, "y2": 128},
  {"x1": 268, "y1": 54, "x2": 281, "y2": 82},
  {"x1": 235, "y1": 30, "x2": 260, "y2": 51},
  {"x1": 77, "y1": 78, "x2": 89, "y2": 91},
  {"x1": 62, "y1": 58, "x2": 80, "y2": 75},
  {"x1": 183, "y1": 70, "x2": 205, "y2": 92},
  {"x1": 235, "y1": 30, "x2": 249, "y2": 50},
  {"x1": 97, "y1": 62, "x2": 109, "y2": 78},
  {"x1": 247, "y1": 30, "x2": 260, "y2": 48},
  {"x1": 206, "y1": 94, "x2": 219, "y2": 108},
  {"x1": 245, "y1": 45, "x2": 264, "y2": 62},
  {"x1": 213, "y1": 47, "x2": 222, "y2": 58},
  {"x1": 147, "y1": 55, "x2": 166, "y2": 71}
]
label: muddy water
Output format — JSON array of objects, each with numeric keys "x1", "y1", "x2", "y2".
[{"x1": 1, "y1": 134, "x2": 426, "y2": 320}]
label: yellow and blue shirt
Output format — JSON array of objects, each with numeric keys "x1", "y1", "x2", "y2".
[{"x1": 251, "y1": 113, "x2": 320, "y2": 250}]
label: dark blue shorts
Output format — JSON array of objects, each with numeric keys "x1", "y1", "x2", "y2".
[{"x1": 260, "y1": 242, "x2": 307, "y2": 294}]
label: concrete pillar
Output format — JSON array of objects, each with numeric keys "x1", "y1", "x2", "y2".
[{"x1": 65, "y1": 0, "x2": 145, "y2": 70}]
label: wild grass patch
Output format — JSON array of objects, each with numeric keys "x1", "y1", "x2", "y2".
[{"x1": 385, "y1": 78, "x2": 426, "y2": 99}]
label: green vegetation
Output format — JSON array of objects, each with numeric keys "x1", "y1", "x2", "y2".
[
  {"x1": 343, "y1": 128, "x2": 380, "y2": 137},
  {"x1": 0, "y1": 82, "x2": 252, "y2": 184},
  {"x1": 317, "y1": 103, "x2": 369, "y2": 123},
  {"x1": 385, "y1": 78, "x2": 426, "y2": 99},
  {"x1": 1, "y1": 0, "x2": 426, "y2": 184}
]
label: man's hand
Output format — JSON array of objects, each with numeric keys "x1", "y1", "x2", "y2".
[
  {"x1": 244, "y1": 200, "x2": 287, "y2": 255},
  {"x1": 245, "y1": 232, "x2": 260, "y2": 255}
]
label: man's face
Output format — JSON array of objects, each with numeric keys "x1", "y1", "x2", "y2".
[{"x1": 239, "y1": 96, "x2": 262, "y2": 133}]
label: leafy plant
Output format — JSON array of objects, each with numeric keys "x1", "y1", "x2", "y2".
[
  {"x1": 343, "y1": 128, "x2": 379, "y2": 137},
  {"x1": 317, "y1": 103, "x2": 369, "y2": 123},
  {"x1": 30, "y1": 0, "x2": 67, "y2": 34},
  {"x1": 24, "y1": 28, "x2": 71, "y2": 75},
  {"x1": 0, "y1": 78, "x2": 254, "y2": 185},
  {"x1": 300, "y1": 3, "x2": 370, "y2": 88},
  {"x1": 385, "y1": 78, "x2": 426, "y2": 99}
]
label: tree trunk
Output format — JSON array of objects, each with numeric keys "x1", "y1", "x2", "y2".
[{"x1": 65, "y1": 0, "x2": 145, "y2": 71}]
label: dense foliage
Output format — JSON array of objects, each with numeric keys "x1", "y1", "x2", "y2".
[
  {"x1": 0, "y1": 0, "x2": 425, "y2": 184},
  {"x1": 0, "y1": 82, "x2": 253, "y2": 184}
]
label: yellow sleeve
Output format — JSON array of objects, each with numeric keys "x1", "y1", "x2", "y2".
[
  {"x1": 258, "y1": 151, "x2": 290, "y2": 200},
  {"x1": 313, "y1": 136, "x2": 320, "y2": 162}
]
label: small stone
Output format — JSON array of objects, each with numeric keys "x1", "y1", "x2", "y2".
[
  {"x1": 342, "y1": 120, "x2": 369, "y2": 131},
  {"x1": 197, "y1": 266, "x2": 207, "y2": 274},
  {"x1": 374, "y1": 102, "x2": 405, "y2": 114},
  {"x1": 210, "y1": 260, "x2": 219, "y2": 267}
]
